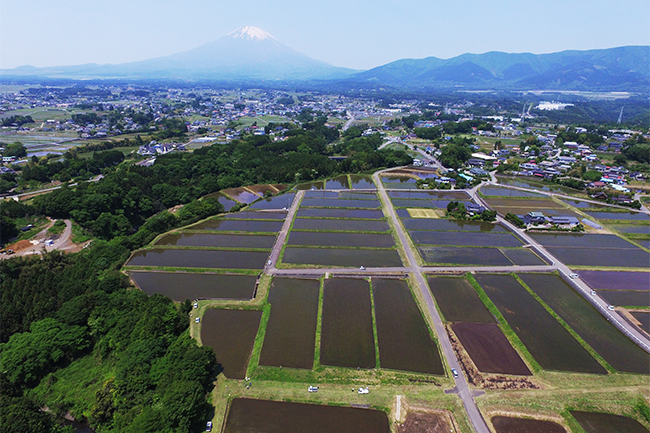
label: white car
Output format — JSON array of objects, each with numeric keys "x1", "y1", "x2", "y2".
[
  {"x1": 206, "y1": 421, "x2": 212, "y2": 431},
  {"x1": 569, "y1": 273, "x2": 579, "y2": 279},
  {"x1": 195, "y1": 317, "x2": 200, "y2": 323},
  {"x1": 451, "y1": 368, "x2": 459, "y2": 378},
  {"x1": 358, "y1": 387, "x2": 369, "y2": 394},
  {"x1": 607, "y1": 305, "x2": 615, "y2": 311},
  {"x1": 308, "y1": 386, "x2": 319, "y2": 392},
  {"x1": 590, "y1": 291, "x2": 596, "y2": 296}
]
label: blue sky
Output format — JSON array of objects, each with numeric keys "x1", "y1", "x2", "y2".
[{"x1": 2, "y1": 0, "x2": 649, "y2": 70}]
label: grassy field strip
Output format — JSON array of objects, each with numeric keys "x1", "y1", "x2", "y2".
[{"x1": 368, "y1": 278, "x2": 381, "y2": 369}]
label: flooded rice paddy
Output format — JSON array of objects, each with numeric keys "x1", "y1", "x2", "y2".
[
  {"x1": 201, "y1": 309, "x2": 262, "y2": 379},
  {"x1": 127, "y1": 248, "x2": 269, "y2": 269},
  {"x1": 373, "y1": 278, "x2": 444, "y2": 374},
  {"x1": 480, "y1": 186, "x2": 545, "y2": 198},
  {"x1": 325, "y1": 175, "x2": 350, "y2": 189},
  {"x1": 391, "y1": 199, "x2": 473, "y2": 209},
  {"x1": 294, "y1": 181, "x2": 325, "y2": 190},
  {"x1": 301, "y1": 198, "x2": 380, "y2": 208},
  {"x1": 427, "y1": 276, "x2": 495, "y2": 323},
  {"x1": 609, "y1": 224, "x2": 650, "y2": 234},
  {"x1": 293, "y1": 218, "x2": 389, "y2": 232},
  {"x1": 401, "y1": 219, "x2": 507, "y2": 232},
  {"x1": 418, "y1": 247, "x2": 514, "y2": 266},
  {"x1": 297, "y1": 208, "x2": 384, "y2": 219},
  {"x1": 259, "y1": 278, "x2": 320, "y2": 369},
  {"x1": 248, "y1": 193, "x2": 295, "y2": 210},
  {"x1": 597, "y1": 290, "x2": 650, "y2": 307},
  {"x1": 410, "y1": 231, "x2": 522, "y2": 247},
  {"x1": 382, "y1": 176, "x2": 416, "y2": 183},
  {"x1": 388, "y1": 191, "x2": 470, "y2": 199},
  {"x1": 570, "y1": 411, "x2": 650, "y2": 433},
  {"x1": 155, "y1": 233, "x2": 275, "y2": 249},
  {"x1": 223, "y1": 398, "x2": 390, "y2": 433},
  {"x1": 350, "y1": 175, "x2": 376, "y2": 189},
  {"x1": 530, "y1": 233, "x2": 636, "y2": 248},
  {"x1": 492, "y1": 416, "x2": 566, "y2": 433},
  {"x1": 545, "y1": 246, "x2": 649, "y2": 268},
  {"x1": 222, "y1": 211, "x2": 287, "y2": 220},
  {"x1": 632, "y1": 312, "x2": 650, "y2": 333},
  {"x1": 320, "y1": 278, "x2": 376, "y2": 368},
  {"x1": 475, "y1": 274, "x2": 606, "y2": 374},
  {"x1": 586, "y1": 211, "x2": 650, "y2": 221},
  {"x1": 191, "y1": 219, "x2": 284, "y2": 232},
  {"x1": 578, "y1": 271, "x2": 650, "y2": 291},
  {"x1": 452, "y1": 323, "x2": 531, "y2": 375},
  {"x1": 288, "y1": 231, "x2": 395, "y2": 248},
  {"x1": 500, "y1": 248, "x2": 547, "y2": 266},
  {"x1": 222, "y1": 187, "x2": 261, "y2": 204},
  {"x1": 283, "y1": 247, "x2": 402, "y2": 267},
  {"x1": 520, "y1": 274, "x2": 650, "y2": 374},
  {"x1": 338, "y1": 191, "x2": 378, "y2": 199},
  {"x1": 129, "y1": 272, "x2": 256, "y2": 301}
]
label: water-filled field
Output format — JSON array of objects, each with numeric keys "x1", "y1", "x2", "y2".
[
  {"x1": 570, "y1": 411, "x2": 650, "y2": 433},
  {"x1": 610, "y1": 224, "x2": 650, "y2": 234},
  {"x1": 562, "y1": 199, "x2": 607, "y2": 209},
  {"x1": 293, "y1": 218, "x2": 389, "y2": 232},
  {"x1": 402, "y1": 219, "x2": 507, "y2": 232},
  {"x1": 480, "y1": 186, "x2": 545, "y2": 198},
  {"x1": 373, "y1": 279, "x2": 444, "y2": 374},
  {"x1": 500, "y1": 248, "x2": 547, "y2": 266},
  {"x1": 520, "y1": 274, "x2": 650, "y2": 374},
  {"x1": 295, "y1": 181, "x2": 325, "y2": 190},
  {"x1": 325, "y1": 175, "x2": 350, "y2": 189},
  {"x1": 259, "y1": 278, "x2": 320, "y2": 369},
  {"x1": 632, "y1": 312, "x2": 650, "y2": 333},
  {"x1": 597, "y1": 291, "x2": 650, "y2": 307},
  {"x1": 127, "y1": 248, "x2": 269, "y2": 269},
  {"x1": 530, "y1": 233, "x2": 636, "y2": 249},
  {"x1": 203, "y1": 192, "x2": 237, "y2": 211},
  {"x1": 288, "y1": 231, "x2": 395, "y2": 248},
  {"x1": 283, "y1": 247, "x2": 402, "y2": 267},
  {"x1": 301, "y1": 198, "x2": 380, "y2": 208},
  {"x1": 546, "y1": 246, "x2": 649, "y2": 268},
  {"x1": 155, "y1": 233, "x2": 276, "y2": 249},
  {"x1": 485, "y1": 198, "x2": 563, "y2": 209},
  {"x1": 222, "y1": 187, "x2": 261, "y2": 204},
  {"x1": 223, "y1": 398, "x2": 390, "y2": 433},
  {"x1": 338, "y1": 191, "x2": 377, "y2": 199},
  {"x1": 201, "y1": 309, "x2": 262, "y2": 379},
  {"x1": 388, "y1": 191, "x2": 470, "y2": 200},
  {"x1": 452, "y1": 323, "x2": 531, "y2": 375},
  {"x1": 391, "y1": 199, "x2": 438, "y2": 208},
  {"x1": 586, "y1": 211, "x2": 650, "y2": 221},
  {"x1": 192, "y1": 219, "x2": 284, "y2": 232},
  {"x1": 382, "y1": 176, "x2": 416, "y2": 183},
  {"x1": 350, "y1": 175, "x2": 376, "y2": 190},
  {"x1": 223, "y1": 211, "x2": 287, "y2": 220},
  {"x1": 248, "y1": 193, "x2": 295, "y2": 210},
  {"x1": 410, "y1": 231, "x2": 522, "y2": 247},
  {"x1": 427, "y1": 277, "x2": 495, "y2": 323},
  {"x1": 297, "y1": 208, "x2": 384, "y2": 219},
  {"x1": 491, "y1": 416, "x2": 566, "y2": 433},
  {"x1": 475, "y1": 274, "x2": 606, "y2": 374},
  {"x1": 419, "y1": 246, "x2": 513, "y2": 266},
  {"x1": 129, "y1": 272, "x2": 256, "y2": 300},
  {"x1": 320, "y1": 278, "x2": 376, "y2": 368}
]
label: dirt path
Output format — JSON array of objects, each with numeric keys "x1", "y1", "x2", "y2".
[{"x1": 3, "y1": 219, "x2": 81, "y2": 258}]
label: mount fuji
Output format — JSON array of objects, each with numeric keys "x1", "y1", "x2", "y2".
[{"x1": 0, "y1": 26, "x2": 357, "y2": 81}]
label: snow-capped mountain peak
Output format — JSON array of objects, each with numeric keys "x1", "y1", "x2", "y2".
[{"x1": 227, "y1": 26, "x2": 276, "y2": 41}]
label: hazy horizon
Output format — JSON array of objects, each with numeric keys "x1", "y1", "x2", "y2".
[{"x1": 2, "y1": 0, "x2": 649, "y2": 70}]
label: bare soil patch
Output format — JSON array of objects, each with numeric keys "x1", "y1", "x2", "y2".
[{"x1": 398, "y1": 411, "x2": 454, "y2": 433}]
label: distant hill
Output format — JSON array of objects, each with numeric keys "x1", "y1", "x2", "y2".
[
  {"x1": 343, "y1": 46, "x2": 650, "y2": 92},
  {"x1": 0, "y1": 26, "x2": 357, "y2": 81},
  {"x1": 2, "y1": 36, "x2": 648, "y2": 92}
]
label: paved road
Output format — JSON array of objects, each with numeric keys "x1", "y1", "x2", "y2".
[
  {"x1": 372, "y1": 169, "x2": 491, "y2": 433},
  {"x1": 342, "y1": 112, "x2": 355, "y2": 131},
  {"x1": 266, "y1": 190, "x2": 304, "y2": 272}
]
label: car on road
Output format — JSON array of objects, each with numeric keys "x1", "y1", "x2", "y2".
[
  {"x1": 590, "y1": 290, "x2": 596, "y2": 296},
  {"x1": 607, "y1": 305, "x2": 615, "y2": 311},
  {"x1": 451, "y1": 368, "x2": 459, "y2": 378},
  {"x1": 569, "y1": 273, "x2": 579, "y2": 279}
]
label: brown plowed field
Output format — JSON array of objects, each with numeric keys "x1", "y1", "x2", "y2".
[
  {"x1": 452, "y1": 323, "x2": 531, "y2": 376},
  {"x1": 492, "y1": 416, "x2": 566, "y2": 433},
  {"x1": 398, "y1": 411, "x2": 454, "y2": 433}
]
